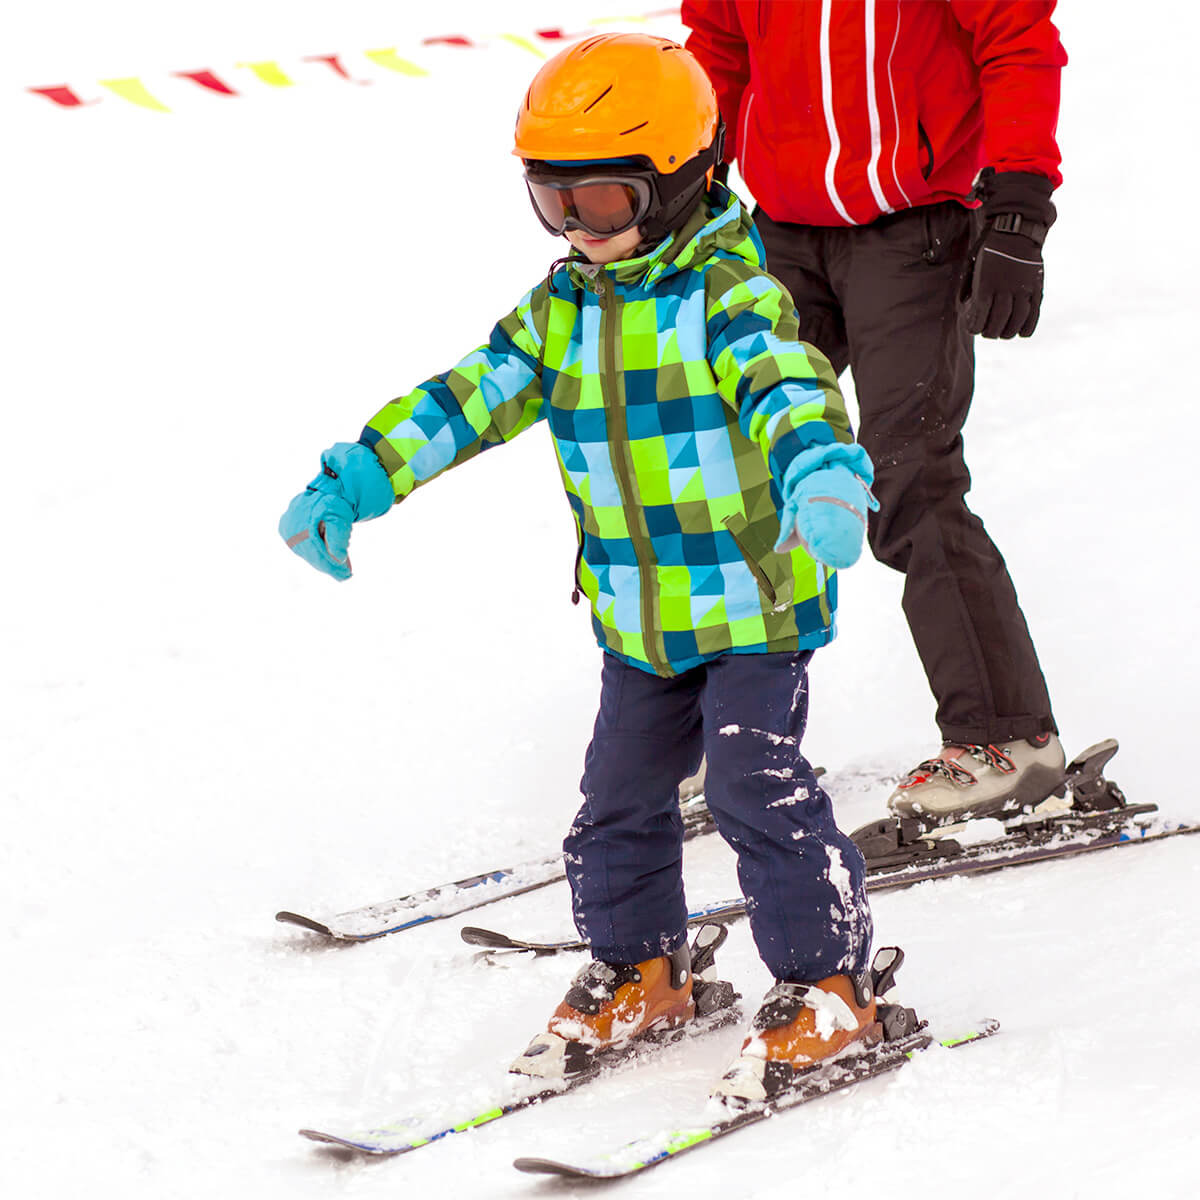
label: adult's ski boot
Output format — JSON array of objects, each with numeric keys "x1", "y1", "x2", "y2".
[
  {"x1": 887, "y1": 733, "x2": 1066, "y2": 824},
  {"x1": 510, "y1": 923, "x2": 737, "y2": 1082},
  {"x1": 852, "y1": 738, "x2": 1138, "y2": 873},
  {"x1": 712, "y1": 946, "x2": 915, "y2": 1104}
]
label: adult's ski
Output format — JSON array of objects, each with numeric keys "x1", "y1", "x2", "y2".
[
  {"x1": 461, "y1": 896, "x2": 747, "y2": 956},
  {"x1": 462, "y1": 799, "x2": 1200, "y2": 956},
  {"x1": 298, "y1": 924, "x2": 740, "y2": 1156},
  {"x1": 512, "y1": 1017, "x2": 999, "y2": 1179},
  {"x1": 277, "y1": 740, "x2": 1196, "y2": 947},
  {"x1": 276, "y1": 792, "x2": 719, "y2": 941}
]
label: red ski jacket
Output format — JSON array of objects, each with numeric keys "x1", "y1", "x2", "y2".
[{"x1": 682, "y1": 0, "x2": 1067, "y2": 227}]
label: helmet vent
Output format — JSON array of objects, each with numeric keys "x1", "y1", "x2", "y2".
[
  {"x1": 583, "y1": 85, "x2": 613, "y2": 113},
  {"x1": 619, "y1": 121, "x2": 649, "y2": 136}
]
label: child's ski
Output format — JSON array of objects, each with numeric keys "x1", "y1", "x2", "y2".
[
  {"x1": 512, "y1": 1018, "x2": 999, "y2": 1179},
  {"x1": 298, "y1": 924, "x2": 741, "y2": 1156},
  {"x1": 461, "y1": 801, "x2": 1200, "y2": 956},
  {"x1": 297, "y1": 1006, "x2": 737, "y2": 1156}
]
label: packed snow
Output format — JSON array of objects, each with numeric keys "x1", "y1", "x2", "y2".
[{"x1": 6, "y1": 2, "x2": 1199, "y2": 1197}]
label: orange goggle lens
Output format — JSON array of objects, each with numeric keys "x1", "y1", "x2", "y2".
[{"x1": 525, "y1": 176, "x2": 654, "y2": 238}]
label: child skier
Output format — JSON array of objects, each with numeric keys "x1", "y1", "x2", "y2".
[{"x1": 280, "y1": 34, "x2": 881, "y2": 1100}]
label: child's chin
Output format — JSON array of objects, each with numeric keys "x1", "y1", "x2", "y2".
[{"x1": 575, "y1": 236, "x2": 612, "y2": 258}]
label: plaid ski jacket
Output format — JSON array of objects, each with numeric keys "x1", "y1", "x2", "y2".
[{"x1": 361, "y1": 185, "x2": 855, "y2": 677}]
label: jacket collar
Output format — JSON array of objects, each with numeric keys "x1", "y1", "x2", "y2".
[{"x1": 558, "y1": 183, "x2": 762, "y2": 293}]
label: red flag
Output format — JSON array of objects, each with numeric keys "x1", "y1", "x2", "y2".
[
  {"x1": 28, "y1": 84, "x2": 95, "y2": 108},
  {"x1": 303, "y1": 54, "x2": 372, "y2": 84},
  {"x1": 173, "y1": 70, "x2": 238, "y2": 95},
  {"x1": 535, "y1": 28, "x2": 589, "y2": 42}
]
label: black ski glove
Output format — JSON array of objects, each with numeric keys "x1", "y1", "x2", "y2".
[{"x1": 962, "y1": 168, "x2": 1057, "y2": 340}]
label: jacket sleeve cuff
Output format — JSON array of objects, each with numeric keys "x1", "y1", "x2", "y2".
[{"x1": 976, "y1": 167, "x2": 1057, "y2": 227}]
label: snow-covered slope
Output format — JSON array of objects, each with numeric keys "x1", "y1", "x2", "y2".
[{"x1": 5, "y1": 3, "x2": 1198, "y2": 1197}]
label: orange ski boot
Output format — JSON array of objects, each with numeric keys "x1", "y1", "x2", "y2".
[
  {"x1": 511, "y1": 924, "x2": 735, "y2": 1082},
  {"x1": 712, "y1": 958, "x2": 888, "y2": 1103}
]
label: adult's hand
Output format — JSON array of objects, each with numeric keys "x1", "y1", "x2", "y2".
[{"x1": 962, "y1": 169, "x2": 1056, "y2": 340}]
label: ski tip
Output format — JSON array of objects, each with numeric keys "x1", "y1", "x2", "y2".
[
  {"x1": 514, "y1": 1156, "x2": 608, "y2": 1178},
  {"x1": 940, "y1": 1018, "x2": 1001, "y2": 1048},
  {"x1": 275, "y1": 911, "x2": 341, "y2": 938},
  {"x1": 459, "y1": 925, "x2": 522, "y2": 949},
  {"x1": 299, "y1": 1128, "x2": 398, "y2": 1156},
  {"x1": 299, "y1": 1127, "x2": 344, "y2": 1146}
]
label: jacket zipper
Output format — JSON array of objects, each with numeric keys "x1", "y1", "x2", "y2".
[{"x1": 596, "y1": 275, "x2": 670, "y2": 676}]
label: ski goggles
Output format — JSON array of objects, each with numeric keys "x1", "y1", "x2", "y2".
[{"x1": 523, "y1": 163, "x2": 659, "y2": 238}]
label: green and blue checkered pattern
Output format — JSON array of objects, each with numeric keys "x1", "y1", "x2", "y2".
[{"x1": 362, "y1": 185, "x2": 854, "y2": 677}]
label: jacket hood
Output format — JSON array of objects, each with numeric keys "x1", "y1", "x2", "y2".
[{"x1": 560, "y1": 182, "x2": 764, "y2": 292}]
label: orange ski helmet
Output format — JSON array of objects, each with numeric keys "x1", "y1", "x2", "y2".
[
  {"x1": 513, "y1": 33, "x2": 720, "y2": 173},
  {"x1": 514, "y1": 34, "x2": 724, "y2": 243}
]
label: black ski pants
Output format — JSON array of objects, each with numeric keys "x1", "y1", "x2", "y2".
[{"x1": 755, "y1": 201, "x2": 1055, "y2": 746}]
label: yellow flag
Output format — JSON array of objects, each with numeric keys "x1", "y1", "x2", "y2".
[
  {"x1": 364, "y1": 48, "x2": 428, "y2": 77},
  {"x1": 238, "y1": 61, "x2": 294, "y2": 87},
  {"x1": 499, "y1": 34, "x2": 547, "y2": 58},
  {"x1": 99, "y1": 77, "x2": 169, "y2": 112}
]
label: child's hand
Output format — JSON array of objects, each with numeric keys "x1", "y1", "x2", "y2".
[
  {"x1": 278, "y1": 443, "x2": 394, "y2": 580},
  {"x1": 279, "y1": 484, "x2": 355, "y2": 580},
  {"x1": 775, "y1": 452, "x2": 878, "y2": 569}
]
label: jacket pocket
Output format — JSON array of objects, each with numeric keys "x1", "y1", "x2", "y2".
[
  {"x1": 722, "y1": 512, "x2": 794, "y2": 612},
  {"x1": 570, "y1": 516, "x2": 585, "y2": 605},
  {"x1": 917, "y1": 120, "x2": 934, "y2": 181},
  {"x1": 919, "y1": 201, "x2": 971, "y2": 267}
]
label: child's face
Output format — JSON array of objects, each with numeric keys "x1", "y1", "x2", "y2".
[{"x1": 565, "y1": 225, "x2": 644, "y2": 265}]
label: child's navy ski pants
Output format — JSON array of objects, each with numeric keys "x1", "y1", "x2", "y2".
[{"x1": 564, "y1": 649, "x2": 872, "y2": 981}]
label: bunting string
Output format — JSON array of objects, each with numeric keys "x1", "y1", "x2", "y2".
[{"x1": 25, "y1": 9, "x2": 681, "y2": 114}]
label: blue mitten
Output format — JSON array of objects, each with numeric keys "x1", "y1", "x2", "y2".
[
  {"x1": 775, "y1": 443, "x2": 879, "y2": 569},
  {"x1": 279, "y1": 442, "x2": 394, "y2": 580}
]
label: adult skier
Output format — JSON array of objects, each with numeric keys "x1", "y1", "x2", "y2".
[{"x1": 682, "y1": 0, "x2": 1069, "y2": 823}]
